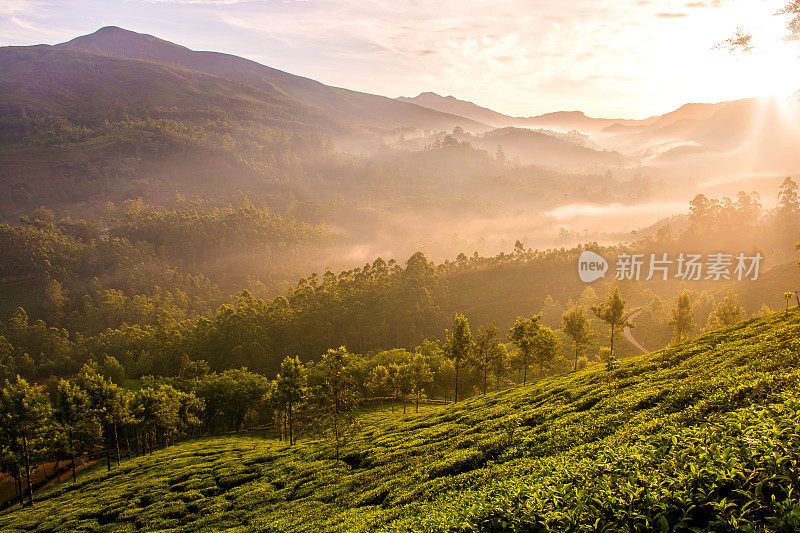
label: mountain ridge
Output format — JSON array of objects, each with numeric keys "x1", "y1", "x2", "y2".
[{"x1": 52, "y1": 26, "x2": 489, "y2": 133}]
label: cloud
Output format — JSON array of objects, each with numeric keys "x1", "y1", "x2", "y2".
[{"x1": 656, "y1": 12, "x2": 690, "y2": 18}]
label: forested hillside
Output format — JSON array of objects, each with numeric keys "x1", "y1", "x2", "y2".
[
  {"x1": 0, "y1": 176, "x2": 797, "y2": 384},
  {"x1": 2, "y1": 309, "x2": 800, "y2": 531}
]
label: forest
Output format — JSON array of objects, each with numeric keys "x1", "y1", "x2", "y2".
[{"x1": 1, "y1": 175, "x2": 798, "y2": 510}]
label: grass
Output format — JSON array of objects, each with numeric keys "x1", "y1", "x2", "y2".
[{"x1": 3, "y1": 310, "x2": 800, "y2": 532}]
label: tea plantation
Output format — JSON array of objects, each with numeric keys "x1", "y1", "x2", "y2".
[{"x1": 3, "y1": 310, "x2": 800, "y2": 532}]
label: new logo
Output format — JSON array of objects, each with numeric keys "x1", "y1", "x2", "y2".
[{"x1": 578, "y1": 251, "x2": 607, "y2": 282}]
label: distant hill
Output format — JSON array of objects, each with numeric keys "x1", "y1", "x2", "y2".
[
  {"x1": 53, "y1": 26, "x2": 488, "y2": 133},
  {"x1": 475, "y1": 127, "x2": 622, "y2": 171},
  {"x1": 401, "y1": 89, "x2": 800, "y2": 174},
  {"x1": 399, "y1": 92, "x2": 652, "y2": 132},
  {"x1": 605, "y1": 96, "x2": 800, "y2": 173},
  {"x1": 397, "y1": 92, "x2": 518, "y2": 127}
]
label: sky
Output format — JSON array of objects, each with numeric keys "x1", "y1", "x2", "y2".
[{"x1": 1, "y1": 0, "x2": 798, "y2": 118}]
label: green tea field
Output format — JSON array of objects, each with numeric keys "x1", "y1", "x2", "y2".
[{"x1": 2, "y1": 310, "x2": 800, "y2": 532}]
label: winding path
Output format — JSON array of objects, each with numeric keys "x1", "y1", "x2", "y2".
[{"x1": 623, "y1": 308, "x2": 649, "y2": 354}]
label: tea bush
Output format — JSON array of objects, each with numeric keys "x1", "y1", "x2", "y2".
[{"x1": 2, "y1": 311, "x2": 800, "y2": 532}]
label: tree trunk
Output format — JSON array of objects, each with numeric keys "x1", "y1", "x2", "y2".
[
  {"x1": 69, "y1": 430, "x2": 77, "y2": 483},
  {"x1": 574, "y1": 345, "x2": 579, "y2": 371},
  {"x1": 454, "y1": 358, "x2": 460, "y2": 403},
  {"x1": 288, "y1": 401, "x2": 293, "y2": 446},
  {"x1": 523, "y1": 356, "x2": 528, "y2": 385},
  {"x1": 610, "y1": 324, "x2": 615, "y2": 359},
  {"x1": 333, "y1": 407, "x2": 340, "y2": 461},
  {"x1": 483, "y1": 366, "x2": 487, "y2": 396},
  {"x1": 114, "y1": 423, "x2": 121, "y2": 466},
  {"x1": 402, "y1": 396, "x2": 406, "y2": 414},
  {"x1": 55, "y1": 459, "x2": 61, "y2": 482},
  {"x1": 125, "y1": 427, "x2": 131, "y2": 459},
  {"x1": 15, "y1": 465, "x2": 23, "y2": 506},
  {"x1": 415, "y1": 391, "x2": 420, "y2": 413},
  {"x1": 22, "y1": 433, "x2": 33, "y2": 506},
  {"x1": 105, "y1": 422, "x2": 112, "y2": 471}
]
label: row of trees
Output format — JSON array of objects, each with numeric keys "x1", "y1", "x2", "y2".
[
  {"x1": 0, "y1": 286, "x2": 640, "y2": 508},
  {"x1": 3, "y1": 280, "x2": 771, "y2": 508},
  {"x1": 0, "y1": 364, "x2": 203, "y2": 507}
]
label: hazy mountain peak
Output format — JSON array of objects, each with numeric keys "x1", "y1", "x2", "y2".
[
  {"x1": 59, "y1": 25, "x2": 190, "y2": 61},
  {"x1": 23, "y1": 27, "x2": 485, "y2": 133},
  {"x1": 398, "y1": 92, "x2": 515, "y2": 127},
  {"x1": 415, "y1": 91, "x2": 443, "y2": 98}
]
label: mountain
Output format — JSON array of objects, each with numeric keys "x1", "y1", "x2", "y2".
[
  {"x1": 402, "y1": 89, "x2": 800, "y2": 174},
  {"x1": 53, "y1": 26, "x2": 488, "y2": 133},
  {"x1": 397, "y1": 92, "x2": 518, "y2": 127},
  {"x1": 604, "y1": 96, "x2": 800, "y2": 173},
  {"x1": 0, "y1": 43, "x2": 343, "y2": 132},
  {"x1": 0, "y1": 27, "x2": 495, "y2": 218},
  {"x1": 399, "y1": 92, "x2": 652, "y2": 132}
]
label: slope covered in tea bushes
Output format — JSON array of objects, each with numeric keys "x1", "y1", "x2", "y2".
[{"x1": 2, "y1": 310, "x2": 800, "y2": 532}]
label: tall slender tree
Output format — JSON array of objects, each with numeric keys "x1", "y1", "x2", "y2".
[
  {"x1": 0, "y1": 376, "x2": 51, "y2": 506},
  {"x1": 472, "y1": 323, "x2": 504, "y2": 395},
  {"x1": 306, "y1": 347, "x2": 360, "y2": 460},
  {"x1": 591, "y1": 288, "x2": 632, "y2": 362},
  {"x1": 276, "y1": 356, "x2": 306, "y2": 445},
  {"x1": 561, "y1": 306, "x2": 594, "y2": 371},
  {"x1": 50, "y1": 379, "x2": 89, "y2": 483},
  {"x1": 508, "y1": 315, "x2": 548, "y2": 385},
  {"x1": 409, "y1": 355, "x2": 433, "y2": 412},
  {"x1": 444, "y1": 314, "x2": 472, "y2": 402},
  {"x1": 668, "y1": 292, "x2": 694, "y2": 343},
  {"x1": 366, "y1": 365, "x2": 390, "y2": 410}
]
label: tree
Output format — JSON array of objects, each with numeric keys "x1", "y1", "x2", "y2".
[
  {"x1": 276, "y1": 356, "x2": 305, "y2": 445},
  {"x1": 409, "y1": 355, "x2": 433, "y2": 412},
  {"x1": 531, "y1": 326, "x2": 560, "y2": 377},
  {"x1": 778, "y1": 177, "x2": 800, "y2": 216},
  {"x1": 0, "y1": 376, "x2": 51, "y2": 506},
  {"x1": 444, "y1": 315, "x2": 472, "y2": 402},
  {"x1": 306, "y1": 347, "x2": 361, "y2": 460},
  {"x1": 561, "y1": 306, "x2": 594, "y2": 371},
  {"x1": 74, "y1": 364, "x2": 128, "y2": 471},
  {"x1": 175, "y1": 389, "x2": 203, "y2": 440},
  {"x1": 394, "y1": 363, "x2": 414, "y2": 414},
  {"x1": 471, "y1": 324, "x2": 504, "y2": 395},
  {"x1": 591, "y1": 288, "x2": 632, "y2": 362},
  {"x1": 366, "y1": 365, "x2": 390, "y2": 410},
  {"x1": 50, "y1": 379, "x2": 90, "y2": 483},
  {"x1": 668, "y1": 292, "x2": 694, "y2": 343},
  {"x1": 722, "y1": 3, "x2": 800, "y2": 50},
  {"x1": 99, "y1": 355, "x2": 125, "y2": 385},
  {"x1": 706, "y1": 291, "x2": 746, "y2": 329},
  {"x1": 785, "y1": 292, "x2": 795, "y2": 315},
  {"x1": 508, "y1": 315, "x2": 550, "y2": 384}
]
